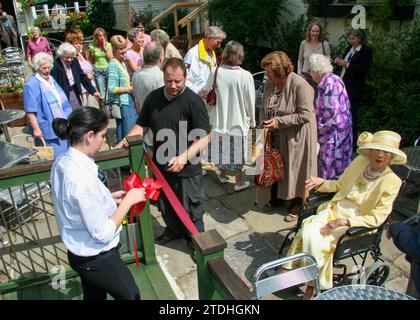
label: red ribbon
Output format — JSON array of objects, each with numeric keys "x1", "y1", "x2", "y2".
[
  {"x1": 123, "y1": 173, "x2": 162, "y2": 224},
  {"x1": 122, "y1": 172, "x2": 161, "y2": 267},
  {"x1": 144, "y1": 151, "x2": 199, "y2": 236}
]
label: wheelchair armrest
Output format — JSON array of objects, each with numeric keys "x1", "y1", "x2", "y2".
[
  {"x1": 345, "y1": 226, "x2": 377, "y2": 237},
  {"x1": 307, "y1": 192, "x2": 335, "y2": 206}
]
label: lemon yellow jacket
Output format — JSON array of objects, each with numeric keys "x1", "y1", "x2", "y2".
[{"x1": 317, "y1": 155, "x2": 402, "y2": 228}]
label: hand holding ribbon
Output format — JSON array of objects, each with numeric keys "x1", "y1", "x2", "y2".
[
  {"x1": 123, "y1": 172, "x2": 162, "y2": 224},
  {"x1": 122, "y1": 172, "x2": 161, "y2": 268}
]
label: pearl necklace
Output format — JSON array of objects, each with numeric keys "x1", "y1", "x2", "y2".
[{"x1": 363, "y1": 165, "x2": 382, "y2": 181}]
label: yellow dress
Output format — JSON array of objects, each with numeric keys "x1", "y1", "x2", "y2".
[{"x1": 285, "y1": 174, "x2": 375, "y2": 290}]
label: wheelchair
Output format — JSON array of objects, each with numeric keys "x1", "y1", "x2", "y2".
[{"x1": 278, "y1": 191, "x2": 392, "y2": 287}]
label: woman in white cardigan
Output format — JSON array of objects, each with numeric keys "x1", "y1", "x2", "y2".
[{"x1": 204, "y1": 41, "x2": 256, "y2": 192}]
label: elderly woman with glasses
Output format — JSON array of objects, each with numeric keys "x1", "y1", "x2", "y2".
[
  {"x1": 23, "y1": 52, "x2": 73, "y2": 158},
  {"x1": 309, "y1": 54, "x2": 353, "y2": 179},
  {"x1": 26, "y1": 27, "x2": 52, "y2": 66},
  {"x1": 51, "y1": 42, "x2": 102, "y2": 110},
  {"x1": 285, "y1": 131, "x2": 406, "y2": 299},
  {"x1": 261, "y1": 51, "x2": 318, "y2": 221}
]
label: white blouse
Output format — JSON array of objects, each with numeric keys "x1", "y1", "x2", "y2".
[{"x1": 51, "y1": 147, "x2": 122, "y2": 257}]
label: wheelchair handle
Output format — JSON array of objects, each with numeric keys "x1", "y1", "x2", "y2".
[{"x1": 252, "y1": 252, "x2": 318, "y2": 283}]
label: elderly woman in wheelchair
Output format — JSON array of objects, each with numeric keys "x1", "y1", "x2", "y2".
[{"x1": 284, "y1": 130, "x2": 407, "y2": 299}]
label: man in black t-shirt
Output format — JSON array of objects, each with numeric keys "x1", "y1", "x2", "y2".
[{"x1": 116, "y1": 58, "x2": 211, "y2": 247}]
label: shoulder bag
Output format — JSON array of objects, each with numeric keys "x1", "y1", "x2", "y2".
[{"x1": 101, "y1": 66, "x2": 122, "y2": 120}]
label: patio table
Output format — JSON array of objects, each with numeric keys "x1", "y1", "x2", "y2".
[
  {"x1": 0, "y1": 140, "x2": 36, "y2": 170},
  {"x1": 0, "y1": 109, "x2": 26, "y2": 142}
]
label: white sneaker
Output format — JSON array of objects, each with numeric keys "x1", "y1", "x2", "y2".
[
  {"x1": 201, "y1": 169, "x2": 208, "y2": 176},
  {"x1": 217, "y1": 174, "x2": 228, "y2": 184},
  {"x1": 234, "y1": 181, "x2": 250, "y2": 192}
]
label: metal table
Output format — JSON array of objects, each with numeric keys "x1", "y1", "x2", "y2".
[
  {"x1": 0, "y1": 140, "x2": 36, "y2": 169},
  {"x1": 315, "y1": 284, "x2": 415, "y2": 300},
  {"x1": 0, "y1": 109, "x2": 26, "y2": 142}
]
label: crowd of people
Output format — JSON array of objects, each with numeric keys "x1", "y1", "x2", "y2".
[{"x1": 13, "y1": 18, "x2": 418, "y2": 300}]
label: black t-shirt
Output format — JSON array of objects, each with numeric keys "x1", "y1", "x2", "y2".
[{"x1": 137, "y1": 87, "x2": 211, "y2": 177}]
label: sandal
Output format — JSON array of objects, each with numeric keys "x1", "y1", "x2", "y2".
[{"x1": 284, "y1": 213, "x2": 299, "y2": 222}]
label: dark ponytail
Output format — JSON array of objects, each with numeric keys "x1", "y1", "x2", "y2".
[{"x1": 52, "y1": 107, "x2": 108, "y2": 145}]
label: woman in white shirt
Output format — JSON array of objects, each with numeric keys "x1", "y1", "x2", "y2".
[
  {"x1": 297, "y1": 21, "x2": 330, "y2": 84},
  {"x1": 204, "y1": 41, "x2": 256, "y2": 192},
  {"x1": 51, "y1": 107, "x2": 146, "y2": 300}
]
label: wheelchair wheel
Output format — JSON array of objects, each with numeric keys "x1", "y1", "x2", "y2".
[{"x1": 360, "y1": 261, "x2": 391, "y2": 286}]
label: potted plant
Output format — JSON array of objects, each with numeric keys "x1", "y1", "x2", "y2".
[{"x1": 0, "y1": 79, "x2": 26, "y2": 127}]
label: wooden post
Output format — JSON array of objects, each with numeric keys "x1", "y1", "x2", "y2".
[
  {"x1": 174, "y1": 8, "x2": 179, "y2": 37},
  {"x1": 74, "y1": 2, "x2": 80, "y2": 13},
  {"x1": 43, "y1": 4, "x2": 49, "y2": 16},
  {"x1": 187, "y1": 21, "x2": 192, "y2": 49},
  {"x1": 193, "y1": 229, "x2": 227, "y2": 300},
  {"x1": 200, "y1": 12, "x2": 205, "y2": 36},
  {"x1": 127, "y1": 135, "x2": 157, "y2": 265}
]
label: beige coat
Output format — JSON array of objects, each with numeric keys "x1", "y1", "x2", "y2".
[{"x1": 262, "y1": 72, "x2": 318, "y2": 199}]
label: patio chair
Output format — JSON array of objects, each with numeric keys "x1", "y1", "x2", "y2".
[
  {"x1": 252, "y1": 252, "x2": 321, "y2": 299},
  {"x1": 0, "y1": 182, "x2": 50, "y2": 242}
]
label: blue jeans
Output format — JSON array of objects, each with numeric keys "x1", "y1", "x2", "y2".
[
  {"x1": 116, "y1": 94, "x2": 138, "y2": 142},
  {"x1": 94, "y1": 68, "x2": 108, "y2": 99}
]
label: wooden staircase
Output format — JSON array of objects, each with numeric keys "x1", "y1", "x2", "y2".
[{"x1": 151, "y1": 1, "x2": 209, "y2": 54}]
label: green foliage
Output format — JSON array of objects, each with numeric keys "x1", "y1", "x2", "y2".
[
  {"x1": 357, "y1": 18, "x2": 420, "y2": 146},
  {"x1": 131, "y1": 4, "x2": 157, "y2": 33},
  {"x1": 33, "y1": 14, "x2": 51, "y2": 29},
  {"x1": 65, "y1": 11, "x2": 93, "y2": 35},
  {"x1": 208, "y1": 0, "x2": 289, "y2": 71},
  {"x1": 271, "y1": 14, "x2": 310, "y2": 69},
  {"x1": 19, "y1": 0, "x2": 37, "y2": 9},
  {"x1": 87, "y1": 0, "x2": 116, "y2": 32}
]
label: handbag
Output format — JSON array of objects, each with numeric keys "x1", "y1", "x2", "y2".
[
  {"x1": 206, "y1": 65, "x2": 219, "y2": 107},
  {"x1": 101, "y1": 101, "x2": 122, "y2": 119},
  {"x1": 255, "y1": 129, "x2": 284, "y2": 187},
  {"x1": 101, "y1": 71, "x2": 122, "y2": 120},
  {"x1": 12, "y1": 134, "x2": 54, "y2": 161}
]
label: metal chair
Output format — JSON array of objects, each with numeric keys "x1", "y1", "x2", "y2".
[
  {"x1": 252, "y1": 252, "x2": 321, "y2": 299},
  {"x1": 0, "y1": 182, "x2": 50, "y2": 242}
]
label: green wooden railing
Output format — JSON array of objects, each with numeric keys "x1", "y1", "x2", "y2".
[
  {"x1": 0, "y1": 135, "x2": 251, "y2": 300},
  {"x1": 0, "y1": 136, "x2": 159, "y2": 298}
]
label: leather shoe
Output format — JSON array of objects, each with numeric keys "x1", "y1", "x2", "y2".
[{"x1": 155, "y1": 233, "x2": 178, "y2": 245}]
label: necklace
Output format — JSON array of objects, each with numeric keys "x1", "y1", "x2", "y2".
[{"x1": 363, "y1": 165, "x2": 382, "y2": 181}]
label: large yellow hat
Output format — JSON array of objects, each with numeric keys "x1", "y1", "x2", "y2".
[{"x1": 356, "y1": 131, "x2": 407, "y2": 165}]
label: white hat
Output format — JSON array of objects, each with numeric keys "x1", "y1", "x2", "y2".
[{"x1": 356, "y1": 131, "x2": 407, "y2": 165}]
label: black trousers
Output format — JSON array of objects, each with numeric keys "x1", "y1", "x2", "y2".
[
  {"x1": 68, "y1": 245, "x2": 140, "y2": 300},
  {"x1": 349, "y1": 98, "x2": 362, "y2": 151},
  {"x1": 158, "y1": 173, "x2": 205, "y2": 239}
]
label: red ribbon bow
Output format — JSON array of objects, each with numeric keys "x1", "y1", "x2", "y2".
[
  {"x1": 122, "y1": 172, "x2": 161, "y2": 267},
  {"x1": 123, "y1": 173, "x2": 161, "y2": 224}
]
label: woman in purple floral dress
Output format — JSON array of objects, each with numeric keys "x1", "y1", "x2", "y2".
[{"x1": 309, "y1": 54, "x2": 353, "y2": 179}]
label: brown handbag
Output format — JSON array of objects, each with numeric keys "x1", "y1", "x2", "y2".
[
  {"x1": 255, "y1": 129, "x2": 285, "y2": 187},
  {"x1": 206, "y1": 65, "x2": 219, "y2": 107}
]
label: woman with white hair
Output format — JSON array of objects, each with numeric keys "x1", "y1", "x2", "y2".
[
  {"x1": 51, "y1": 42, "x2": 102, "y2": 110},
  {"x1": 150, "y1": 29, "x2": 182, "y2": 60},
  {"x1": 23, "y1": 52, "x2": 73, "y2": 158},
  {"x1": 309, "y1": 53, "x2": 353, "y2": 179},
  {"x1": 26, "y1": 27, "x2": 52, "y2": 65}
]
